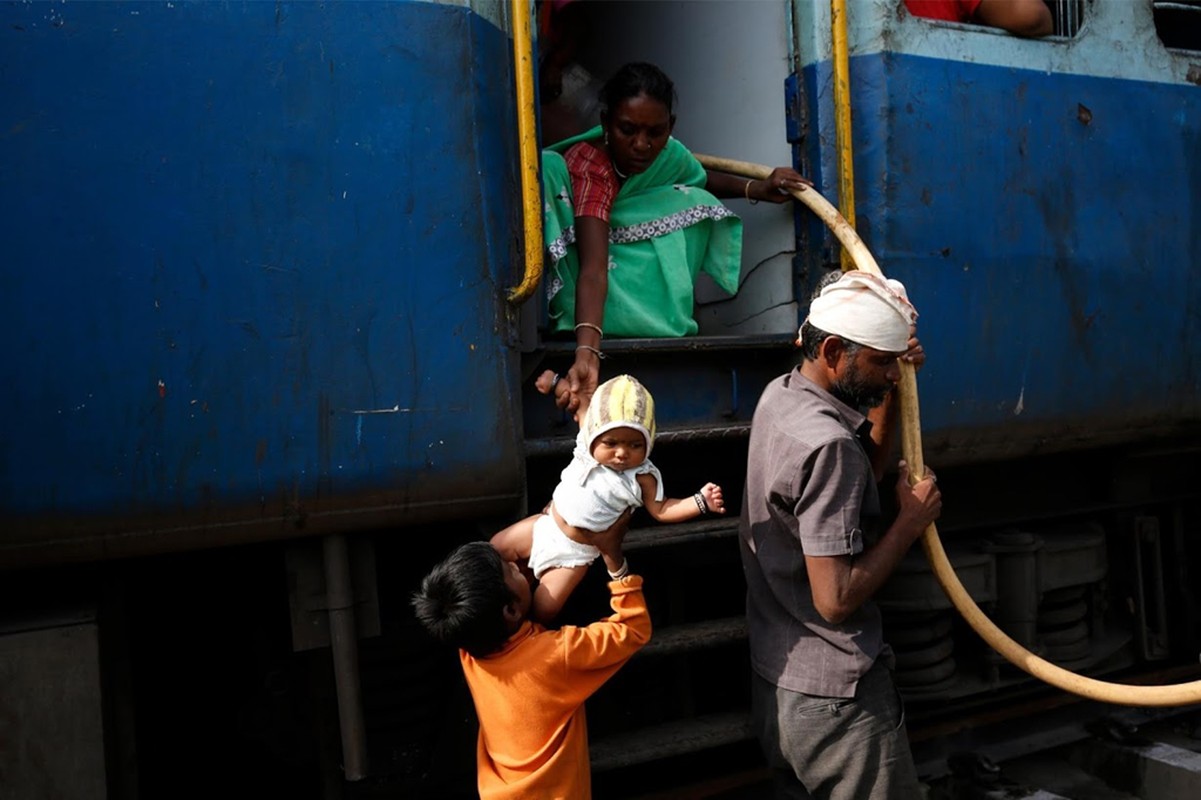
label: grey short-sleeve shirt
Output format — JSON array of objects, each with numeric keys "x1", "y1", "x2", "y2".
[{"x1": 739, "y1": 369, "x2": 885, "y2": 698}]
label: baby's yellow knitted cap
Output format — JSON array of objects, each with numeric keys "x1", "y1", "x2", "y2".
[{"x1": 582, "y1": 374, "x2": 657, "y2": 456}]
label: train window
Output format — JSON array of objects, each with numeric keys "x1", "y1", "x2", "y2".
[
  {"x1": 1048, "y1": 0, "x2": 1086, "y2": 37},
  {"x1": 1153, "y1": 1, "x2": 1201, "y2": 51},
  {"x1": 904, "y1": 0, "x2": 1086, "y2": 38}
]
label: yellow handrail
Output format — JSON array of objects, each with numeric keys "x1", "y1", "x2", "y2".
[
  {"x1": 831, "y1": 0, "x2": 857, "y2": 271},
  {"x1": 506, "y1": 0, "x2": 544, "y2": 304}
]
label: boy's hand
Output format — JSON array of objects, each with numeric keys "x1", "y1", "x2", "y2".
[{"x1": 699, "y1": 482, "x2": 726, "y2": 514}]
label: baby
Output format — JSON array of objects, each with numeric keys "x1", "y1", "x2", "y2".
[{"x1": 491, "y1": 373, "x2": 724, "y2": 622}]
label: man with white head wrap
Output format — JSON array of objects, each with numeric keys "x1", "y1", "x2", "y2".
[
  {"x1": 807, "y1": 271, "x2": 916, "y2": 353},
  {"x1": 739, "y1": 270, "x2": 943, "y2": 800}
]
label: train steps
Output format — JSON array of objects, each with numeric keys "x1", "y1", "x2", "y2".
[
  {"x1": 517, "y1": 334, "x2": 797, "y2": 781},
  {"x1": 575, "y1": 513, "x2": 754, "y2": 776},
  {"x1": 520, "y1": 332, "x2": 798, "y2": 456},
  {"x1": 581, "y1": 518, "x2": 756, "y2": 777}
]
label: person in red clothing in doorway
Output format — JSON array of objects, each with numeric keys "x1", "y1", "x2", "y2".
[
  {"x1": 411, "y1": 512, "x2": 650, "y2": 799},
  {"x1": 905, "y1": 0, "x2": 1053, "y2": 37}
]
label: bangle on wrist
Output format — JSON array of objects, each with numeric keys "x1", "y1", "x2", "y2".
[
  {"x1": 574, "y1": 322, "x2": 604, "y2": 339},
  {"x1": 576, "y1": 344, "x2": 604, "y2": 360},
  {"x1": 744, "y1": 179, "x2": 759, "y2": 205},
  {"x1": 694, "y1": 492, "x2": 708, "y2": 515},
  {"x1": 607, "y1": 557, "x2": 629, "y2": 580}
]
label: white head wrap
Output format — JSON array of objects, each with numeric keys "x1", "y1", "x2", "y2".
[{"x1": 804, "y1": 271, "x2": 917, "y2": 352}]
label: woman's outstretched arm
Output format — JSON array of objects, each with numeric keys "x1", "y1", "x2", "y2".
[
  {"x1": 561, "y1": 214, "x2": 609, "y2": 419},
  {"x1": 705, "y1": 166, "x2": 811, "y2": 204}
]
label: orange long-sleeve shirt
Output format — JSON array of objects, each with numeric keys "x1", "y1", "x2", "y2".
[{"x1": 459, "y1": 575, "x2": 651, "y2": 799}]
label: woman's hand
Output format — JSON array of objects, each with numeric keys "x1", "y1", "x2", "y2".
[
  {"x1": 558, "y1": 349, "x2": 600, "y2": 420},
  {"x1": 751, "y1": 168, "x2": 813, "y2": 204}
]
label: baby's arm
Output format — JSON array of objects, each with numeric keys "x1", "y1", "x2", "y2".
[{"x1": 637, "y1": 475, "x2": 726, "y2": 523}]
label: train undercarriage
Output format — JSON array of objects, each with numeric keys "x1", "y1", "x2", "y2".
[{"x1": 7, "y1": 336, "x2": 1198, "y2": 799}]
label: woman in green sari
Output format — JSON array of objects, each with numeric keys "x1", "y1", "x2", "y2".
[{"x1": 542, "y1": 62, "x2": 810, "y2": 417}]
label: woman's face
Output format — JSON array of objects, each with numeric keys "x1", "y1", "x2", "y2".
[{"x1": 603, "y1": 92, "x2": 674, "y2": 177}]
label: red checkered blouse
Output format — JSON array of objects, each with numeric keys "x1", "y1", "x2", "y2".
[{"x1": 563, "y1": 141, "x2": 620, "y2": 223}]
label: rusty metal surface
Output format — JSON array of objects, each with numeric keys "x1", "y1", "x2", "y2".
[
  {"x1": 0, "y1": 1, "x2": 525, "y2": 566},
  {"x1": 0, "y1": 476, "x2": 522, "y2": 570}
]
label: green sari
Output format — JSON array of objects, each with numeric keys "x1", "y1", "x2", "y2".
[{"x1": 542, "y1": 127, "x2": 743, "y2": 337}]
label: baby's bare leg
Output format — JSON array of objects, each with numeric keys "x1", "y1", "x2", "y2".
[
  {"x1": 533, "y1": 564, "x2": 590, "y2": 623},
  {"x1": 490, "y1": 514, "x2": 540, "y2": 562}
]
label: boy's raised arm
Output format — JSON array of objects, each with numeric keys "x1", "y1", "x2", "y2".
[{"x1": 562, "y1": 509, "x2": 652, "y2": 669}]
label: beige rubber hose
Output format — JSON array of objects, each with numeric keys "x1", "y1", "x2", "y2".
[{"x1": 696, "y1": 153, "x2": 1201, "y2": 706}]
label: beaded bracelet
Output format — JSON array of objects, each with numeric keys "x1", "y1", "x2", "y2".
[
  {"x1": 608, "y1": 558, "x2": 629, "y2": 580},
  {"x1": 693, "y1": 492, "x2": 708, "y2": 515}
]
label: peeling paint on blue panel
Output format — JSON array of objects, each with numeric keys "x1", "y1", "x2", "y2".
[{"x1": 0, "y1": 2, "x2": 522, "y2": 532}]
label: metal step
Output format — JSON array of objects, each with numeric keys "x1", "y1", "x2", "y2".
[
  {"x1": 537, "y1": 332, "x2": 797, "y2": 357},
  {"x1": 624, "y1": 516, "x2": 738, "y2": 551},
  {"x1": 525, "y1": 420, "x2": 751, "y2": 458},
  {"x1": 637, "y1": 616, "x2": 747, "y2": 658},
  {"x1": 590, "y1": 711, "x2": 753, "y2": 773},
  {"x1": 520, "y1": 334, "x2": 798, "y2": 445}
]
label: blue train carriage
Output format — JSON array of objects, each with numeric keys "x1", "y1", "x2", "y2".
[
  {"x1": 0, "y1": 0, "x2": 526, "y2": 568},
  {"x1": 2, "y1": 0, "x2": 1200, "y2": 797},
  {"x1": 1, "y1": 2, "x2": 529, "y2": 795},
  {"x1": 792, "y1": 1, "x2": 1196, "y2": 461},
  {"x1": 785, "y1": 0, "x2": 1201, "y2": 778},
  {"x1": 792, "y1": 0, "x2": 1201, "y2": 466}
]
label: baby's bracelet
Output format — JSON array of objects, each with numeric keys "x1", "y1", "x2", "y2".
[
  {"x1": 694, "y1": 492, "x2": 708, "y2": 515},
  {"x1": 607, "y1": 558, "x2": 630, "y2": 580},
  {"x1": 576, "y1": 344, "x2": 605, "y2": 360}
]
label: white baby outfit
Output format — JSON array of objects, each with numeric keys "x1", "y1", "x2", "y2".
[{"x1": 527, "y1": 428, "x2": 664, "y2": 579}]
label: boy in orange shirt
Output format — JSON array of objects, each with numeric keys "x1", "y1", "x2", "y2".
[{"x1": 412, "y1": 514, "x2": 650, "y2": 799}]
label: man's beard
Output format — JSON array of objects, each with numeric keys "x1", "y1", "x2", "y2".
[{"x1": 831, "y1": 360, "x2": 892, "y2": 409}]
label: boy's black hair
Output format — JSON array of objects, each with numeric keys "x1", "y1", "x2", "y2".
[{"x1": 411, "y1": 542, "x2": 517, "y2": 658}]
